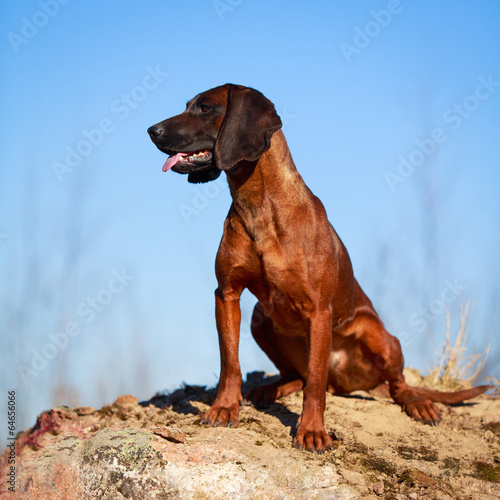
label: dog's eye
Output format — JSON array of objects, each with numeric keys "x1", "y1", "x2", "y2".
[{"x1": 200, "y1": 104, "x2": 211, "y2": 113}]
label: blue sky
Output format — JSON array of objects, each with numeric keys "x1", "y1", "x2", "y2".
[{"x1": 1, "y1": 1, "x2": 499, "y2": 439}]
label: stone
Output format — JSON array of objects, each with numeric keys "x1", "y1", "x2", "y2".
[
  {"x1": 483, "y1": 412, "x2": 500, "y2": 425},
  {"x1": 372, "y1": 479, "x2": 384, "y2": 495},
  {"x1": 113, "y1": 394, "x2": 138, "y2": 406},
  {"x1": 152, "y1": 426, "x2": 187, "y2": 443}
]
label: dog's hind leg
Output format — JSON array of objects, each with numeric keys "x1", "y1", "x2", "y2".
[{"x1": 351, "y1": 314, "x2": 444, "y2": 425}]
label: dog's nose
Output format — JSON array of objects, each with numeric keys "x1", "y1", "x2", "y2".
[{"x1": 148, "y1": 125, "x2": 163, "y2": 138}]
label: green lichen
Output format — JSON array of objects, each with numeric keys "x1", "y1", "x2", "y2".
[
  {"x1": 471, "y1": 461, "x2": 500, "y2": 483},
  {"x1": 359, "y1": 456, "x2": 397, "y2": 476},
  {"x1": 397, "y1": 445, "x2": 416, "y2": 460},
  {"x1": 97, "y1": 405, "x2": 114, "y2": 416},
  {"x1": 349, "y1": 441, "x2": 369, "y2": 454},
  {"x1": 397, "y1": 445, "x2": 438, "y2": 462},
  {"x1": 82, "y1": 428, "x2": 158, "y2": 471},
  {"x1": 443, "y1": 457, "x2": 461, "y2": 472},
  {"x1": 399, "y1": 468, "x2": 436, "y2": 488}
]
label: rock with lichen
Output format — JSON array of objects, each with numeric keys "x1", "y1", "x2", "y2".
[{"x1": 1, "y1": 371, "x2": 499, "y2": 499}]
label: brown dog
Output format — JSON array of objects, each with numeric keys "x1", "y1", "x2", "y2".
[{"x1": 148, "y1": 84, "x2": 492, "y2": 453}]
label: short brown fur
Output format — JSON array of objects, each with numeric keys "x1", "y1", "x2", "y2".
[{"x1": 148, "y1": 84, "x2": 492, "y2": 453}]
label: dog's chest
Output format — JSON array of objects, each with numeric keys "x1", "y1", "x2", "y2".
[{"x1": 247, "y1": 247, "x2": 319, "y2": 334}]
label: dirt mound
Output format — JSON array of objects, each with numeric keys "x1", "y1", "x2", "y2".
[{"x1": 1, "y1": 370, "x2": 499, "y2": 499}]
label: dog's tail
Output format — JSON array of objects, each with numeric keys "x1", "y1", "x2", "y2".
[{"x1": 410, "y1": 384, "x2": 493, "y2": 404}]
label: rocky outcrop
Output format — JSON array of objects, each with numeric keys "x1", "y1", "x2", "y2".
[{"x1": 1, "y1": 373, "x2": 499, "y2": 499}]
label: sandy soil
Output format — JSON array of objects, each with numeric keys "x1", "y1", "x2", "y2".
[
  {"x1": 147, "y1": 370, "x2": 500, "y2": 498},
  {"x1": 2, "y1": 369, "x2": 499, "y2": 499}
]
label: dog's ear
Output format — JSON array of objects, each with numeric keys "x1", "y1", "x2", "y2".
[
  {"x1": 214, "y1": 85, "x2": 282, "y2": 171},
  {"x1": 188, "y1": 167, "x2": 221, "y2": 184}
]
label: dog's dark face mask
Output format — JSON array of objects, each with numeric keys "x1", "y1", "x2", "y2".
[{"x1": 147, "y1": 84, "x2": 282, "y2": 184}]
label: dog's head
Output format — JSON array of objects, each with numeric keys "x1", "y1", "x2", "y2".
[{"x1": 147, "y1": 84, "x2": 282, "y2": 183}]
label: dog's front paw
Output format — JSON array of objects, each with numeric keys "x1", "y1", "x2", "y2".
[
  {"x1": 293, "y1": 424, "x2": 334, "y2": 454},
  {"x1": 199, "y1": 402, "x2": 240, "y2": 428}
]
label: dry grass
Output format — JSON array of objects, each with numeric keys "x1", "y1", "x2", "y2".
[
  {"x1": 485, "y1": 376, "x2": 500, "y2": 397},
  {"x1": 425, "y1": 301, "x2": 491, "y2": 391}
]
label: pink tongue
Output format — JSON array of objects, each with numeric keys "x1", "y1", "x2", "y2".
[{"x1": 162, "y1": 152, "x2": 188, "y2": 172}]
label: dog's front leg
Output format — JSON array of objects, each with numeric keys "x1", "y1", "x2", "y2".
[
  {"x1": 200, "y1": 288, "x2": 243, "y2": 428},
  {"x1": 294, "y1": 308, "x2": 334, "y2": 453}
]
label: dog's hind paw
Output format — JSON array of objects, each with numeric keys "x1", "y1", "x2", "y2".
[
  {"x1": 404, "y1": 399, "x2": 442, "y2": 426},
  {"x1": 246, "y1": 377, "x2": 304, "y2": 408}
]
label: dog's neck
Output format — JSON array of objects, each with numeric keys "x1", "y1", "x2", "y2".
[{"x1": 226, "y1": 130, "x2": 311, "y2": 221}]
